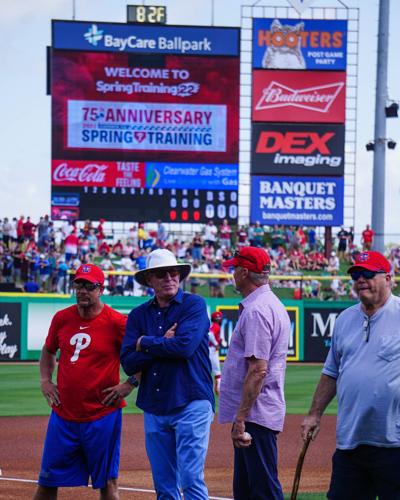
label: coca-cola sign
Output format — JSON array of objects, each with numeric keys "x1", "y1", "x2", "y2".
[
  {"x1": 252, "y1": 70, "x2": 346, "y2": 123},
  {"x1": 52, "y1": 160, "x2": 146, "y2": 188}
]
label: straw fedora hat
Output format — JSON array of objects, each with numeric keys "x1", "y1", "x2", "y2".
[{"x1": 134, "y1": 249, "x2": 192, "y2": 286}]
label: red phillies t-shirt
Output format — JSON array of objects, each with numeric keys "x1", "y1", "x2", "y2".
[
  {"x1": 362, "y1": 229, "x2": 375, "y2": 243},
  {"x1": 45, "y1": 304, "x2": 127, "y2": 422},
  {"x1": 209, "y1": 322, "x2": 221, "y2": 347}
]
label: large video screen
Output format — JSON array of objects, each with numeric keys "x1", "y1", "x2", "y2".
[{"x1": 50, "y1": 22, "x2": 240, "y2": 222}]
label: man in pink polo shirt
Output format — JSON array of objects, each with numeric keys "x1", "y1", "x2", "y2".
[{"x1": 219, "y1": 246, "x2": 291, "y2": 500}]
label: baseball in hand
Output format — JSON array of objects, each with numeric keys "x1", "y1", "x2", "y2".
[{"x1": 243, "y1": 432, "x2": 252, "y2": 441}]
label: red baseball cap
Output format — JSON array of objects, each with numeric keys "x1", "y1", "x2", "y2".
[
  {"x1": 347, "y1": 251, "x2": 391, "y2": 274},
  {"x1": 211, "y1": 311, "x2": 223, "y2": 320},
  {"x1": 74, "y1": 264, "x2": 105, "y2": 285},
  {"x1": 223, "y1": 247, "x2": 271, "y2": 274}
]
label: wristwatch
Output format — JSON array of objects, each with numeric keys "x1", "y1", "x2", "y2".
[{"x1": 127, "y1": 375, "x2": 139, "y2": 388}]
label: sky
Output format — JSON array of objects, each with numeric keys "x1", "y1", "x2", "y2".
[{"x1": 1, "y1": 0, "x2": 399, "y2": 242}]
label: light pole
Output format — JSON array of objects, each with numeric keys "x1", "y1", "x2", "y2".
[{"x1": 371, "y1": 0, "x2": 390, "y2": 253}]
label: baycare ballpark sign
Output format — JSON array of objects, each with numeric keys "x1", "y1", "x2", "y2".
[
  {"x1": 52, "y1": 20, "x2": 239, "y2": 56},
  {"x1": 252, "y1": 70, "x2": 346, "y2": 123},
  {"x1": 252, "y1": 18, "x2": 347, "y2": 70},
  {"x1": 251, "y1": 176, "x2": 344, "y2": 226},
  {"x1": 251, "y1": 123, "x2": 345, "y2": 176}
]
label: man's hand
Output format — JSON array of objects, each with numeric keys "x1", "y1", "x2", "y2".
[
  {"x1": 301, "y1": 414, "x2": 321, "y2": 442},
  {"x1": 231, "y1": 420, "x2": 252, "y2": 449},
  {"x1": 164, "y1": 323, "x2": 177, "y2": 338},
  {"x1": 101, "y1": 380, "x2": 134, "y2": 406},
  {"x1": 40, "y1": 380, "x2": 60, "y2": 407}
]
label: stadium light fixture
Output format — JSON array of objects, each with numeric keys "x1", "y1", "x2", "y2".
[
  {"x1": 366, "y1": 142, "x2": 375, "y2": 152},
  {"x1": 385, "y1": 102, "x2": 399, "y2": 118},
  {"x1": 387, "y1": 139, "x2": 397, "y2": 150}
]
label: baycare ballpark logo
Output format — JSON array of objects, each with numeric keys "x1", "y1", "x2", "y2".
[
  {"x1": 53, "y1": 162, "x2": 108, "y2": 183},
  {"x1": 252, "y1": 70, "x2": 346, "y2": 123},
  {"x1": 83, "y1": 24, "x2": 211, "y2": 53}
]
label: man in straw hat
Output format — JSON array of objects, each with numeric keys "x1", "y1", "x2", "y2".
[
  {"x1": 121, "y1": 249, "x2": 214, "y2": 500},
  {"x1": 218, "y1": 246, "x2": 291, "y2": 500}
]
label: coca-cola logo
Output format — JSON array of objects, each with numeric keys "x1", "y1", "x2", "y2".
[
  {"x1": 53, "y1": 163, "x2": 108, "y2": 183},
  {"x1": 255, "y1": 81, "x2": 344, "y2": 113}
]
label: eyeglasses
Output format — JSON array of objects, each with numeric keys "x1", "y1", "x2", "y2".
[
  {"x1": 74, "y1": 281, "x2": 101, "y2": 291},
  {"x1": 149, "y1": 268, "x2": 180, "y2": 279},
  {"x1": 350, "y1": 270, "x2": 386, "y2": 281}
]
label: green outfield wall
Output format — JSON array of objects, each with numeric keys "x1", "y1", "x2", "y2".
[{"x1": 0, "y1": 293, "x2": 356, "y2": 363}]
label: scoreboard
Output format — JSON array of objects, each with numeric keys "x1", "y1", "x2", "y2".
[
  {"x1": 50, "y1": 21, "x2": 240, "y2": 223},
  {"x1": 51, "y1": 187, "x2": 238, "y2": 222}
]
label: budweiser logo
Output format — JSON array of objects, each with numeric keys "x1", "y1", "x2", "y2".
[
  {"x1": 255, "y1": 81, "x2": 344, "y2": 113},
  {"x1": 53, "y1": 163, "x2": 108, "y2": 183}
]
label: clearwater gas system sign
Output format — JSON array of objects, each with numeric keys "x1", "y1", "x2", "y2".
[
  {"x1": 251, "y1": 176, "x2": 344, "y2": 226},
  {"x1": 251, "y1": 123, "x2": 344, "y2": 176},
  {"x1": 253, "y1": 18, "x2": 347, "y2": 70}
]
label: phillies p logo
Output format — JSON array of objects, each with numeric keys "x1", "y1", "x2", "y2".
[{"x1": 70, "y1": 333, "x2": 91, "y2": 362}]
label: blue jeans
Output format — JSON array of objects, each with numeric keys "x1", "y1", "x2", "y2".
[
  {"x1": 144, "y1": 400, "x2": 214, "y2": 500},
  {"x1": 233, "y1": 422, "x2": 283, "y2": 500}
]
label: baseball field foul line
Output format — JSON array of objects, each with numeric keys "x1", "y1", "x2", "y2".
[{"x1": 0, "y1": 477, "x2": 232, "y2": 499}]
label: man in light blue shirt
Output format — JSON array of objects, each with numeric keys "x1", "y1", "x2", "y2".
[{"x1": 301, "y1": 250, "x2": 400, "y2": 499}]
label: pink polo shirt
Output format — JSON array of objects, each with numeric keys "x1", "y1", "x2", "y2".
[{"x1": 218, "y1": 284, "x2": 290, "y2": 432}]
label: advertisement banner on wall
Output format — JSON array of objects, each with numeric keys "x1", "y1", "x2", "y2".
[
  {"x1": 252, "y1": 18, "x2": 347, "y2": 70},
  {"x1": 303, "y1": 305, "x2": 348, "y2": 362},
  {"x1": 215, "y1": 305, "x2": 299, "y2": 361},
  {"x1": 0, "y1": 303, "x2": 22, "y2": 361},
  {"x1": 251, "y1": 122, "x2": 345, "y2": 176},
  {"x1": 252, "y1": 70, "x2": 346, "y2": 123},
  {"x1": 251, "y1": 176, "x2": 344, "y2": 226}
]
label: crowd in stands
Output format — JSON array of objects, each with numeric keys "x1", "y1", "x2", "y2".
[{"x1": 0, "y1": 215, "x2": 393, "y2": 300}]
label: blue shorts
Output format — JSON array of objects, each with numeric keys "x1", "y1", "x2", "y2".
[{"x1": 38, "y1": 409, "x2": 122, "y2": 490}]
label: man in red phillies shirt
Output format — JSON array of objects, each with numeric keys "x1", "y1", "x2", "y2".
[
  {"x1": 208, "y1": 311, "x2": 223, "y2": 395},
  {"x1": 33, "y1": 264, "x2": 138, "y2": 500},
  {"x1": 362, "y1": 224, "x2": 375, "y2": 251}
]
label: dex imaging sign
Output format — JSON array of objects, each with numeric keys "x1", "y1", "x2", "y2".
[
  {"x1": 251, "y1": 176, "x2": 344, "y2": 226},
  {"x1": 251, "y1": 123, "x2": 344, "y2": 176}
]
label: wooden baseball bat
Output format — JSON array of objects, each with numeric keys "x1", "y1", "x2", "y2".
[{"x1": 290, "y1": 434, "x2": 312, "y2": 500}]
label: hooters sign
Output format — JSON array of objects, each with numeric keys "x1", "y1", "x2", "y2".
[
  {"x1": 252, "y1": 70, "x2": 346, "y2": 123},
  {"x1": 52, "y1": 160, "x2": 146, "y2": 188}
]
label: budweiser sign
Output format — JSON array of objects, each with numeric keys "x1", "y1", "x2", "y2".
[
  {"x1": 252, "y1": 70, "x2": 346, "y2": 123},
  {"x1": 51, "y1": 160, "x2": 146, "y2": 188},
  {"x1": 53, "y1": 163, "x2": 108, "y2": 183},
  {"x1": 255, "y1": 81, "x2": 344, "y2": 113}
]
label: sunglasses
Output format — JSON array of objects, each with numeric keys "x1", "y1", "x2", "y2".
[
  {"x1": 149, "y1": 268, "x2": 180, "y2": 279},
  {"x1": 233, "y1": 251, "x2": 254, "y2": 264},
  {"x1": 74, "y1": 281, "x2": 101, "y2": 291},
  {"x1": 350, "y1": 270, "x2": 386, "y2": 281}
]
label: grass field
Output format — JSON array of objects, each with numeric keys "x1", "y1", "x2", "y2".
[{"x1": 0, "y1": 363, "x2": 337, "y2": 417}]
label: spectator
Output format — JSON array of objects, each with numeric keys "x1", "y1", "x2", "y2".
[
  {"x1": 23, "y1": 216, "x2": 35, "y2": 241},
  {"x1": 253, "y1": 221, "x2": 264, "y2": 247},
  {"x1": 191, "y1": 233, "x2": 203, "y2": 261},
  {"x1": 64, "y1": 230, "x2": 79, "y2": 263},
  {"x1": 156, "y1": 220, "x2": 168, "y2": 248},
  {"x1": 2, "y1": 218, "x2": 12, "y2": 247},
  {"x1": 204, "y1": 220, "x2": 218, "y2": 248},
  {"x1": 337, "y1": 226, "x2": 349, "y2": 260},
  {"x1": 236, "y1": 226, "x2": 248, "y2": 248},
  {"x1": 327, "y1": 251, "x2": 340, "y2": 273},
  {"x1": 219, "y1": 219, "x2": 232, "y2": 249},
  {"x1": 361, "y1": 224, "x2": 375, "y2": 250}
]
